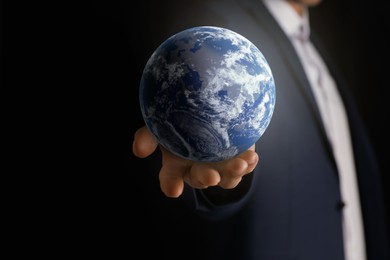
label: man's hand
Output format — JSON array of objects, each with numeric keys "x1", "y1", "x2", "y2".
[{"x1": 132, "y1": 126, "x2": 259, "y2": 198}]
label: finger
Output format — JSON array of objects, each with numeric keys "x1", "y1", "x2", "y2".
[
  {"x1": 159, "y1": 148, "x2": 195, "y2": 196},
  {"x1": 223, "y1": 157, "x2": 249, "y2": 178},
  {"x1": 132, "y1": 126, "x2": 158, "y2": 158},
  {"x1": 159, "y1": 163, "x2": 186, "y2": 198},
  {"x1": 188, "y1": 163, "x2": 221, "y2": 187},
  {"x1": 237, "y1": 148, "x2": 259, "y2": 173},
  {"x1": 217, "y1": 157, "x2": 247, "y2": 189}
]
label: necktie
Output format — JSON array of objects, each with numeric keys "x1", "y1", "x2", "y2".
[
  {"x1": 297, "y1": 26, "x2": 322, "y2": 86},
  {"x1": 293, "y1": 25, "x2": 334, "y2": 145}
]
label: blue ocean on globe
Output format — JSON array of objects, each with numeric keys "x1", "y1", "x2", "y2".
[{"x1": 139, "y1": 26, "x2": 276, "y2": 162}]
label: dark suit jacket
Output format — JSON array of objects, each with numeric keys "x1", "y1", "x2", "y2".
[{"x1": 123, "y1": 0, "x2": 389, "y2": 259}]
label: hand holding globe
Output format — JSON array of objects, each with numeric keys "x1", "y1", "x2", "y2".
[
  {"x1": 134, "y1": 26, "x2": 275, "y2": 197},
  {"x1": 133, "y1": 125, "x2": 258, "y2": 197}
]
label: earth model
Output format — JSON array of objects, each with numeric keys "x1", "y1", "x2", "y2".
[{"x1": 139, "y1": 26, "x2": 276, "y2": 162}]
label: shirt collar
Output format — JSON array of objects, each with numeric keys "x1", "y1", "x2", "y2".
[{"x1": 262, "y1": 0, "x2": 310, "y2": 40}]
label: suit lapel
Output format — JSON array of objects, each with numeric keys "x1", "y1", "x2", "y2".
[{"x1": 239, "y1": 0, "x2": 337, "y2": 172}]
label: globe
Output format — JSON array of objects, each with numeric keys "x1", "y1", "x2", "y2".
[{"x1": 139, "y1": 26, "x2": 276, "y2": 162}]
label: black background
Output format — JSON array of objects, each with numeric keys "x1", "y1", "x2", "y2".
[{"x1": 3, "y1": 0, "x2": 389, "y2": 255}]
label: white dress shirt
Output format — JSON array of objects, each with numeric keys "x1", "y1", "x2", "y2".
[{"x1": 263, "y1": 1, "x2": 366, "y2": 259}]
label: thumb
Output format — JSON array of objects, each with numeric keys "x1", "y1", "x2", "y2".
[{"x1": 132, "y1": 126, "x2": 158, "y2": 158}]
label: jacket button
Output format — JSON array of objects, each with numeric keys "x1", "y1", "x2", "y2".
[{"x1": 336, "y1": 201, "x2": 345, "y2": 211}]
